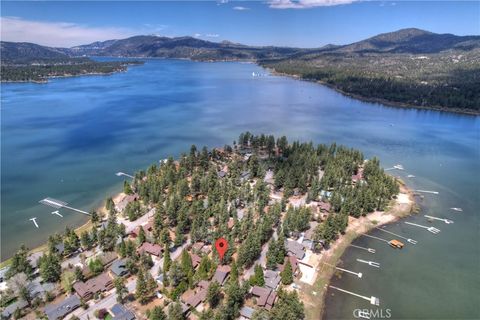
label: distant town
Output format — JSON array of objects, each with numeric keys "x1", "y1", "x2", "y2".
[{"x1": 0, "y1": 132, "x2": 412, "y2": 320}]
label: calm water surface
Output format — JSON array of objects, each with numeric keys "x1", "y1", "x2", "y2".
[{"x1": 1, "y1": 59, "x2": 478, "y2": 318}]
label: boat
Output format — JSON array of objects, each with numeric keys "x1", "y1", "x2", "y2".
[
  {"x1": 393, "y1": 164, "x2": 404, "y2": 170},
  {"x1": 389, "y1": 239, "x2": 404, "y2": 249},
  {"x1": 407, "y1": 174, "x2": 415, "y2": 178},
  {"x1": 450, "y1": 207, "x2": 463, "y2": 212}
]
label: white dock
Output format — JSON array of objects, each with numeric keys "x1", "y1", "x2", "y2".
[
  {"x1": 450, "y1": 207, "x2": 463, "y2": 212},
  {"x1": 323, "y1": 262, "x2": 362, "y2": 278},
  {"x1": 405, "y1": 221, "x2": 440, "y2": 234},
  {"x1": 415, "y1": 190, "x2": 439, "y2": 195},
  {"x1": 116, "y1": 172, "x2": 134, "y2": 179},
  {"x1": 425, "y1": 215, "x2": 453, "y2": 224},
  {"x1": 51, "y1": 210, "x2": 63, "y2": 218},
  {"x1": 356, "y1": 259, "x2": 380, "y2": 268},
  {"x1": 329, "y1": 285, "x2": 380, "y2": 306},
  {"x1": 376, "y1": 227, "x2": 418, "y2": 244},
  {"x1": 29, "y1": 217, "x2": 39, "y2": 228},
  {"x1": 363, "y1": 233, "x2": 390, "y2": 243},
  {"x1": 350, "y1": 244, "x2": 376, "y2": 254},
  {"x1": 39, "y1": 197, "x2": 90, "y2": 216}
]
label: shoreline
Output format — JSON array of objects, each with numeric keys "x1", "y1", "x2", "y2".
[
  {"x1": 301, "y1": 180, "x2": 417, "y2": 320},
  {"x1": 263, "y1": 68, "x2": 479, "y2": 116}
]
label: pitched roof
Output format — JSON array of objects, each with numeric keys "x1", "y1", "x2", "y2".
[
  {"x1": 44, "y1": 295, "x2": 81, "y2": 320},
  {"x1": 111, "y1": 304, "x2": 136, "y2": 320},
  {"x1": 191, "y1": 253, "x2": 201, "y2": 269},
  {"x1": 137, "y1": 242, "x2": 163, "y2": 257},
  {"x1": 251, "y1": 286, "x2": 276, "y2": 309},
  {"x1": 213, "y1": 265, "x2": 231, "y2": 285},
  {"x1": 264, "y1": 270, "x2": 281, "y2": 290},
  {"x1": 240, "y1": 306, "x2": 255, "y2": 319},
  {"x1": 2, "y1": 299, "x2": 28, "y2": 318},
  {"x1": 286, "y1": 240, "x2": 305, "y2": 260},
  {"x1": 98, "y1": 251, "x2": 118, "y2": 266},
  {"x1": 110, "y1": 259, "x2": 129, "y2": 277},
  {"x1": 73, "y1": 272, "x2": 113, "y2": 298}
]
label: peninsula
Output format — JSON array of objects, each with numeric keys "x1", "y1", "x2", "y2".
[{"x1": 0, "y1": 133, "x2": 414, "y2": 320}]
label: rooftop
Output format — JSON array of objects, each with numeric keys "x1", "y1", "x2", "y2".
[{"x1": 44, "y1": 295, "x2": 81, "y2": 320}]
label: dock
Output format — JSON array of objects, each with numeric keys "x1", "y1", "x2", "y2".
[
  {"x1": 350, "y1": 244, "x2": 376, "y2": 254},
  {"x1": 356, "y1": 259, "x2": 380, "y2": 268},
  {"x1": 415, "y1": 190, "x2": 439, "y2": 195},
  {"x1": 405, "y1": 221, "x2": 440, "y2": 234},
  {"x1": 39, "y1": 197, "x2": 90, "y2": 216},
  {"x1": 29, "y1": 217, "x2": 39, "y2": 228},
  {"x1": 322, "y1": 262, "x2": 362, "y2": 278},
  {"x1": 376, "y1": 227, "x2": 418, "y2": 244},
  {"x1": 424, "y1": 215, "x2": 453, "y2": 224},
  {"x1": 116, "y1": 172, "x2": 134, "y2": 179},
  {"x1": 329, "y1": 285, "x2": 380, "y2": 306},
  {"x1": 363, "y1": 233, "x2": 389, "y2": 243}
]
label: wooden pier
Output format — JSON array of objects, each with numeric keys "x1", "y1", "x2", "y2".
[
  {"x1": 322, "y1": 262, "x2": 362, "y2": 278},
  {"x1": 356, "y1": 259, "x2": 380, "y2": 268},
  {"x1": 415, "y1": 190, "x2": 439, "y2": 195}
]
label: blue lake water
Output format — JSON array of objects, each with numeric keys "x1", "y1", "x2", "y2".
[{"x1": 1, "y1": 59, "x2": 479, "y2": 318}]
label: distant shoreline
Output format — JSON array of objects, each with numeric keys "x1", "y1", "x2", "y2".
[{"x1": 266, "y1": 68, "x2": 480, "y2": 116}]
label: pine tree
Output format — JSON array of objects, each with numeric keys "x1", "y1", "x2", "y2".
[
  {"x1": 163, "y1": 248, "x2": 172, "y2": 273},
  {"x1": 167, "y1": 302, "x2": 185, "y2": 320},
  {"x1": 280, "y1": 259, "x2": 293, "y2": 285},
  {"x1": 149, "y1": 306, "x2": 167, "y2": 320},
  {"x1": 39, "y1": 253, "x2": 61, "y2": 283},
  {"x1": 250, "y1": 264, "x2": 265, "y2": 287},
  {"x1": 114, "y1": 277, "x2": 128, "y2": 303},
  {"x1": 207, "y1": 281, "x2": 221, "y2": 308},
  {"x1": 138, "y1": 227, "x2": 146, "y2": 244},
  {"x1": 135, "y1": 268, "x2": 150, "y2": 304}
]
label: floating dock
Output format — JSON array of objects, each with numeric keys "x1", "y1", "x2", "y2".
[
  {"x1": 376, "y1": 227, "x2": 418, "y2": 244},
  {"x1": 322, "y1": 262, "x2": 362, "y2": 278},
  {"x1": 356, "y1": 259, "x2": 380, "y2": 268},
  {"x1": 424, "y1": 215, "x2": 453, "y2": 224},
  {"x1": 405, "y1": 221, "x2": 440, "y2": 234},
  {"x1": 329, "y1": 285, "x2": 380, "y2": 306},
  {"x1": 450, "y1": 207, "x2": 463, "y2": 212},
  {"x1": 350, "y1": 244, "x2": 376, "y2": 254},
  {"x1": 415, "y1": 190, "x2": 439, "y2": 195},
  {"x1": 39, "y1": 197, "x2": 90, "y2": 216}
]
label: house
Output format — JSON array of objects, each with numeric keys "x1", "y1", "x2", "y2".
[
  {"x1": 54, "y1": 243, "x2": 65, "y2": 255},
  {"x1": 239, "y1": 306, "x2": 255, "y2": 319},
  {"x1": 264, "y1": 270, "x2": 281, "y2": 290},
  {"x1": 217, "y1": 170, "x2": 227, "y2": 178},
  {"x1": 213, "y1": 265, "x2": 231, "y2": 285},
  {"x1": 240, "y1": 171, "x2": 251, "y2": 181},
  {"x1": 137, "y1": 242, "x2": 163, "y2": 257},
  {"x1": 250, "y1": 286, "x2": 277, "y2": 310},
  {"x1": 278, "y1": 256, "x2": 299, "y2": 276},
  {"x1": 182, "y1": 283, "x2": 208, "y2": 309},
  {"x1": 191, "y1": 253, "x2": 202, "y2": 269},
  {"x1": 110, "y1": 259, "x2": 129, "y2": 277},
  {"x1": 302, "y1": 221, "x2": 319, "y2": 250},
  {"x1": 44, "y1": 295, "x2": 81, "y2": 320},
  {"x1": 98, "y1": 251, "x2": 118, "y2": 267},
  {"x1": 286, "y1": 240, "x2": 305, "y2": 260},
  {"x1": 2, "y1": 299, "x2": 28, "y2": 319},
  {"x1": 115, "y1": 194, "x2": 139, "y2": 213},
  {"x1": 110, "y1": 304, "x2": 136, "y2": 320},
  {"x1": 28, "y1": 279, "x2": 55, "y2": 300},
  {"x1": 27, "y1": 252, "x2": 43, "y2": 269},
  {"x1": 73, "y1": 272, "x2": 114, "y2": 300}
]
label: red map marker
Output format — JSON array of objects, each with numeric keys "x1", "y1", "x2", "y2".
[{"x1": 215, "y1": 237, "x2": 228, "y2": 261}]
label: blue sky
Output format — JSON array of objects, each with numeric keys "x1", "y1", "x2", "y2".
[{"x1": 1, "y1": 1, "x2": 479, "y2": 47}]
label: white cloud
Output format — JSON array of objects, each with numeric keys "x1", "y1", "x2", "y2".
[
  {"x1": 269, "y1": 0, "x2": 358, "y2": 9},
  {"x1": 0, "y1": 17, "x2": 136, "y2": 47},
  {"x1": 205, "y1": 33, "x2": 220, "y2": 38},
  {"x1": 233, "y1": 6, "x2": 250, "y2": 10},
  {"x1": 194, "y1": 33, "x2": 202, "y2": 38}
]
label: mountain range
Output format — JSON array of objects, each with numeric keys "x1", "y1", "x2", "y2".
[
  {"x1": 2, "y1": 28, "x2": 479, "y2": 62},
  {"x1": 1, "y1": 28, "x2": 479, "y2": 113}
]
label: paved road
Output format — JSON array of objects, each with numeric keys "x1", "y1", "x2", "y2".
[{"x1": 243, "y1": 241, "x2": 269, "y2": 280}]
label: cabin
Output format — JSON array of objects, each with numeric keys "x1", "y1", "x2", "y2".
[
  {"x1": 73, "y1": 272, "x2": 114, "y2": 300},
  {"x1": 110, "y1": 259, "x2": 129, "y2": 277},
  {"x1": 286, "y1": 240, "x2": 305, "y2": 260},
  {"x1": 264, "y1": 270, "x2": 281, "y2": 290},
  {"x1": 213, "y1": 265, "x2": 231, "y2": 285},
  {"x1": 110, "y1": 304, "x2": 135, "y2": 320},
  {"x1": 191, "y1": 253, "x2": 202, "y2": 269},
  {"x1": 239, "y1": 306, "x2": 255, "y2": 319},
  {"x1": 137, "y1": 242, "x2": 163, "y2": 257},
  {"x1": 250, "y1": 286, "x2": 277, "y2": 310},
  {"x1": 44, "y1": 295, "x2": 81, "y2": 320}
]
